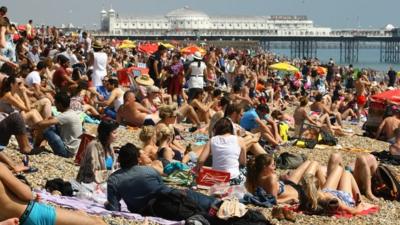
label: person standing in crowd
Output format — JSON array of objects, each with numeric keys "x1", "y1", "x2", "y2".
[
  {"x1": 26, "y1": 19, "x2": 33, "y2": 40},
  {"x1": 88, "y1": 40, "x2": 107, "y2": 89},
  {"x1": 186, "y1": 51, "x2": 207, "y2": 102},
  {"x1": 148, "y1": 45, "x2": 167, "y2": 87},
  {"x1": 387, "y1": 66, "x2": 396, "y2": 87}
]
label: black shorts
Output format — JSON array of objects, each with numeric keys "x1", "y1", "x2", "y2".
[{"x1": 0, "y1": 113, "x2": 26, "y2": 147}]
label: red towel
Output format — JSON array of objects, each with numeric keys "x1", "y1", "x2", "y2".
[{"x1": 284, "y1": 205, "x2": 380, "y2": 218}]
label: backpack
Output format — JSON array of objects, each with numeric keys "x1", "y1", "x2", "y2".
[
  {"x1": 278, "y1": 122, "x2": 289, "y2": 142},
  {"x1": 371, "y1": 165, "x2": 400, "y2": 201},
  {"x1": 45, "y1": 178, "x2": 73, "y2": 196},
  {"x1": 142, "y1": 189, "x2": 205, "y2": 221},
  {"x1": 318, "y1": 130, "x2": 338, "y2": 146},
  {"x1": 276, "y1": 152, "x2": 307, "y2": 170}
]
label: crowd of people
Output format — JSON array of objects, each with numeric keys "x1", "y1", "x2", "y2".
[{"x1": 0, "y1": 4, "x2": 400, "y2": 225}]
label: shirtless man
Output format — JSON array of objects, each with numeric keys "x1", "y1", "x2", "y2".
[
  {"x1": 355, "y1": 73, "x2": 370, "y2": 116},
  {"x1": 375, "y1": 109, "x2": 400, "y2": 142},
  {"x1": 117, "y1": 91, "x2": 158, "y2": 127},
  {"x1": 310, "y1": 93, "x2": 343, "y2": 127},
  {"x1": 0, "y1": 163, "x2": 106, "y2": 225}
]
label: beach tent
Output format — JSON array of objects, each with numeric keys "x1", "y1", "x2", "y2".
[
  {"x1": 364, "y1": 89, "x2": 400, "y2": 136},
  {"x1": 138, "y1": 43, "x2": 158, "y2": 54},
  {"x1": 181, "y1": 45, "x2": 206, "y2": 55},
  {"x1": 269, "y1": 62, "x2": 299, "y2": 72}
]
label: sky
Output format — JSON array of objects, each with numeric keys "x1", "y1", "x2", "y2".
[{"x1": 2, "y1": 0, "x2": 399, "y2": 29}]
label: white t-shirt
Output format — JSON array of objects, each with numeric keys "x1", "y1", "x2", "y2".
[
  {"x1": 211, "y1": 135, "x2": 241, "y2": 179},
  {"x1": 56, "y1": 110, "x2": 83, "y2": 154},
  {"x1": 92, "y1": 52, "x2": 108, "y2": 87},
  {"x1": 188, "y1": 61, "x2": 207, "y2": 89},
  {"x1": 25, "y1": 71, "x2": 41, "y2": 88}
]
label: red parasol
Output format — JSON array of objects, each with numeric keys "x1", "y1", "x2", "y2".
[
  {"x1": 138, "y1": 43, "x2": 159, "y2": 54},
  {"x1": 180, "y1": 45, "x2": 206, "y2": 55},
  {"x1": 371, "y1": 89, "x2": 400, "y2": 105}
]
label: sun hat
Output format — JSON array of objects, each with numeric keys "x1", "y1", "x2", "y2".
[
  {"x1": 92, "y1": 40, "x2": 104, "y2": 50},
  {"x1": 193, "y1": 51, "x2": 203, "y2": 60},
  {"x1": 135, "y1": 74, "x2": 154, "y2": 86}
]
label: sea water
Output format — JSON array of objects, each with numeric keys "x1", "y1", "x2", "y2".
[{"x1": 272, "y1": 48, "x2": 400, "y2": 72}]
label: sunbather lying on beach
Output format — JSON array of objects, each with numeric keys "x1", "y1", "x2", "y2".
[{"x1": 0, "y1": 162, "x2": 107, "y2": 225}]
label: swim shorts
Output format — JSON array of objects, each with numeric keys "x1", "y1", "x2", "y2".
[
  {"x1": 357, "y1": 95, "x2": 367, "y2": 106},
  {"x1": 20, "y1": 201, "x2": 57, "y2": 225}
]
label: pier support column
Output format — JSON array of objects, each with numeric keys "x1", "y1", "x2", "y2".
[
  {"x1": 290, "y1": 39, "x2": 317, "y2": 59},
  {"x1": 380, "y1": 41, "x2": 400, "y2": 63},
  {"x1": 339, "y1": 39, "x2": 359, "y2": 64}
]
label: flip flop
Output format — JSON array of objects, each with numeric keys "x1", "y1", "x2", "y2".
[{"x1": 24, "y1": 166, "x2": 38, "y2": 173}]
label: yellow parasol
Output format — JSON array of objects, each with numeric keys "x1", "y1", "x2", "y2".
[
  {"x1": 158, "y1": 42, "x2": 175, "y2": 49},
  {"x1": 268, "y1": 62, "x2": 299, "y2": 72},
  {"x1": 118, "y1": 40, "x2": 136, "y2": 49}
]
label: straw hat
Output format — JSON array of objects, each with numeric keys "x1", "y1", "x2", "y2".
[
  {"x1": 193, "y1": 51, "x2": 203, "y2": 60},
  {"x1": 135, "y1": 74, "x2": 154, "y2": 86},
  {"x1": 92, "y1": 40, "x2": 104, "y2": 50}
]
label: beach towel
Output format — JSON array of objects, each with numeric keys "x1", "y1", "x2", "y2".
[
  {"x1": 35, "y1": 190, "x2": 183, "y2": 225},
  {"x1": 241, "y1": 187, "x2": 276, "y2": 208},
  {"x1": 285, "y1": 204, "x2": 379, "y2": 218}
]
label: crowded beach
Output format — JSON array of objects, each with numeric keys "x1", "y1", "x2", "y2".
[{"x1": 0, "y1": 5, "x2": 400, "y2": 225}]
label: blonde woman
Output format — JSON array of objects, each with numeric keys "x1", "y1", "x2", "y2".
[{"x1": 139, "y1": 126, "x2": 158, "y2": 160}]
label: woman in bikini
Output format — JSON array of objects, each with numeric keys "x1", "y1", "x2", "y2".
[{"x1": 245, "y1": 154, "x2": 326, "y2": 204}]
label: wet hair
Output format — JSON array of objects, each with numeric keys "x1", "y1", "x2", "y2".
[
  {"x1": 245, "y1": 154, "x2": 274, "y2": 193},
  {"x1": 54, "y1": 91, "x2": 71, "y2": 109},
  {"x1": 139, "y1": 126, "x2": 155, "y2": 143},
  {"x1": 97, "y1": 120, "x2": 119, "y2": 148},
  {"x1": 118, "y1": 143, "x2": 139, "y2": 169},
  {"x1": 213, "y1": 117, "x2": 234, "y2": 136},
  {"x1": 299, "y1": 96, "x2": 308, "y2": 106}
]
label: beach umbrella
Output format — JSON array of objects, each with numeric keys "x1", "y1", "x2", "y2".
[
  {"x1": 316, "y1": 66, "x2": 327, "y2": 75},
  {"x1": 138, "y1": 43, "x2": 159, "y2": 54},
  {"x1": 181, "y1": 45, "x2": 206, "y2": 55},
  {"x1": 269, "y1": 62, "x2": 299, "y2": 72},
  {"x1": 117, "y1": 40, "x2": 136, "y2": 49},
  {"x1": 158, "y1": 42, "x2": 174, "y2": 49}
]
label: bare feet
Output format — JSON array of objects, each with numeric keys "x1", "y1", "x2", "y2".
[
  {"x1": 366, "y1": 193, "x2": 380, "y2": 202},
  {"x1": 0, "y1": 218, "x2": 19, "y2": 225}
]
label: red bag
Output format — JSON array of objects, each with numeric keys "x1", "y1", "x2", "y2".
[{"x1": 196, "y1": 166, "x2": 230, "y2": 189}]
